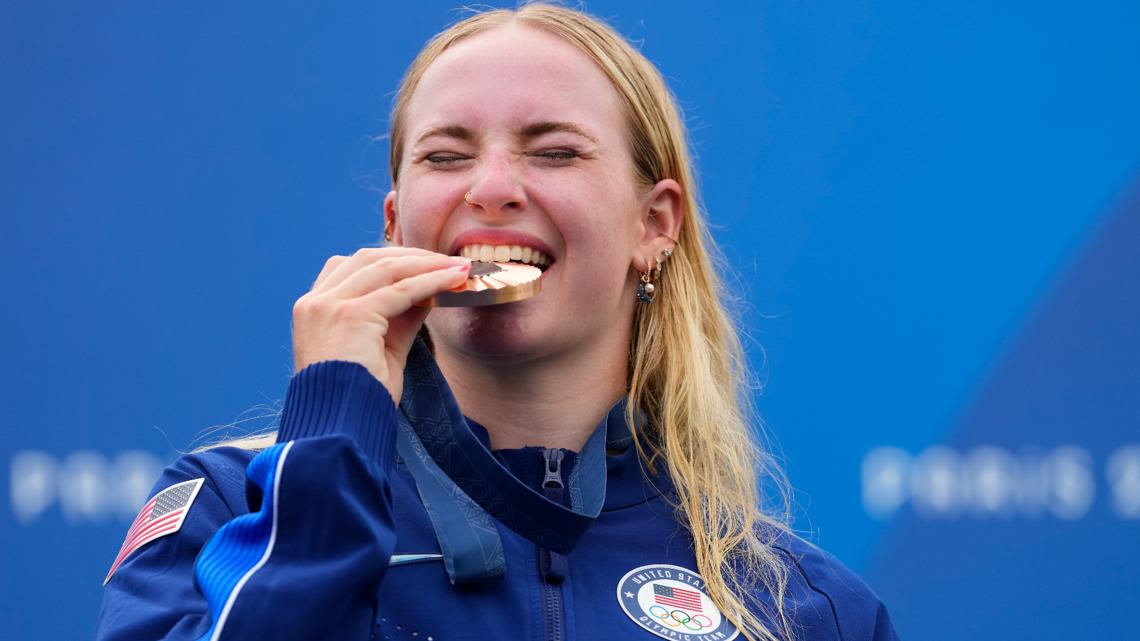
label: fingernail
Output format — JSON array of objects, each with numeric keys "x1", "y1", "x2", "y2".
[{"x1": 451, "y1": 263, "x2": 470, "y2": 271}]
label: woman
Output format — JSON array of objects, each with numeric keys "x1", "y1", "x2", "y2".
[{"x1": 96, "y1": 5, "x2": 898, "y2": 641}]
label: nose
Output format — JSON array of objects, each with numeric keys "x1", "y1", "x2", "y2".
[{"x1": 465, "y1": 149, "x2": 527, "y2": 215}]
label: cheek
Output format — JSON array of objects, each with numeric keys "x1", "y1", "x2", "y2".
[
  {"x1": 396, "y1": 188, "x2": 451, "y2": 247},
  {"x1": 545, "y1": 176, "x2": 640, "y2": 249},
  {"x1": 560, "y1": 222, "x2": 639, "y2": 294}
]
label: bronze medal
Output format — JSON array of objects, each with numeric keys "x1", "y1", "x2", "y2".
[{"x1": 419, "y1": 261, "x2": 543, "y2": 307}]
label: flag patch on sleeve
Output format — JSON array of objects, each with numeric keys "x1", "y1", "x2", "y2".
[{"x1": 104, "y1": 478, "x2": 205, "y2": 585}]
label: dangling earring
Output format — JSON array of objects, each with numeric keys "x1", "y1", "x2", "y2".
[
  {"x1": 636, "y1": 257, "x2": 658, "y2": 303},
  {"x1": 384, "y1": 217, "x2": 393, "y2": 242}
]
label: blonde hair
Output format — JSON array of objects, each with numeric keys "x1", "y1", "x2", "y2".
[
  {"x1": 207, "y1": 4, "x2": 794, "y2": 639},
  {"x1": 389, "y1": 5, "x2": 793, "y2": 640}
]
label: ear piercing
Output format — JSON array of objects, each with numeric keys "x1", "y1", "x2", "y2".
[
  {"x1": 636, "y1": 257, "x2": 659, "y2": 303},
  {"x1": 636, "y1": 245, "x2": 675, "y2": 304}
]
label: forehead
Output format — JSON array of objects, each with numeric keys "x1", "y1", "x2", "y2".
[{"x1": 405, "y1": 24, "x2": 625, "y2": 138}]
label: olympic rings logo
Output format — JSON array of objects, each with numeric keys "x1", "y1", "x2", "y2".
[{"x1": 647, "y1": 605, "x2": 713, "y2": 631}]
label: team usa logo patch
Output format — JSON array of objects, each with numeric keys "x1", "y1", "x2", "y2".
[
  {"x1": 616, "y1": 564, "x2": 739, "y2": 640},
  {"x1": 104, "y1": 478, "x2": 205, "y2": 585}
]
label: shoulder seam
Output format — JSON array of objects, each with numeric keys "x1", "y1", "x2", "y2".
[
  {"x1": 774, "y1": 543, "x2": 846, "y2": 641},
  {"x1": 182, "y1": 450, "x2": 250, "y2": 519}
]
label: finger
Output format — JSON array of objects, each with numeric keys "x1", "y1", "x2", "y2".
[
  {"x1": 384, "y1": 305, "x2": 433, "y2": 362},
  {"x1": 313, "y1": 246, "x2": 441, "y2": 293},
  {"x1": 315, "y1": 246, "x2": 438, "y2": 292},
  {"x1": 365, "y1": 263, "x2": 471, "y2": 319},
  {"x1": 333, "y1": 254, "x2": 469, "y2": 299},
  {"x1": 311, "y1": 255, "x2": 348, "y2": 291}
]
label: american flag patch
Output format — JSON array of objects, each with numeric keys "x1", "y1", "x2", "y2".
[
  {"x1": 103, "y1": 478, "x2": 205, "y2": 585},
  {"x1": 653, "y1": 583, "x2": 704, "y2": 612}
]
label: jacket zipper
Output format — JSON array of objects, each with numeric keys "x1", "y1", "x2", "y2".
[{"x1": 538, "y1": 448, "x2": 567, "y2": 641}]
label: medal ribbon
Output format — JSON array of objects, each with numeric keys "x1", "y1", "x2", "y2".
[{"x1": 394, "y1": 338, "x2": 629, "y2": 585}]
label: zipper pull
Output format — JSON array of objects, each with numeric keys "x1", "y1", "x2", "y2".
[
  {"x1": 539, "y1": 547, "x2": 568, "y2": 584},
  {"x1": 542, "y1": 448, "x2": 565, "y2": 488},
  {"x1": 542, "y1": 448, "x2": 565, "y2": 503}
]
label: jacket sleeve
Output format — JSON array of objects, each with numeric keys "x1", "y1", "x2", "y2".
[{"x1": 95, "y1": 360, "x2": 399, "y2": 641}]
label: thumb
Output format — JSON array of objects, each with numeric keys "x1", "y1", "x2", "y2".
[{"x1": 385, "y1": 306, "x2": 432, "y2": 364}]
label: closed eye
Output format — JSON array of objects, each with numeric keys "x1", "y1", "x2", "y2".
[
  {"x1": 533, "y1": 149, "x2": 578, "y2": 163},
  {"x1": 425, "y1": 153, "x2": 470, "y2": 166}
]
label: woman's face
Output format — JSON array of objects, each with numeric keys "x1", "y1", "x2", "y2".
[{"x1": 388, "y1": 24, "x2": 673, "y2": 363}]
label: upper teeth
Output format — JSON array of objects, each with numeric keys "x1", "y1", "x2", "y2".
[{"x1": 458, "y1": 244, "x2": 549, "y2": 266}]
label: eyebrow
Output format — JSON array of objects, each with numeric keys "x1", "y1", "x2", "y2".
[
  {"x1": 519, "y1": 121, "x2": 599, "y2": 144},
  {"x1": 413, "y1": 121, "x2": 599, "y2": 146},
  {"x1": 414, "y1": 125, "x2": 474, "y2": 146}
]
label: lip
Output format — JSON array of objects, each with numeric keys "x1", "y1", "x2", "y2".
[{"x1": 447, "y1": 229, "x2": 557, "y2": 263}]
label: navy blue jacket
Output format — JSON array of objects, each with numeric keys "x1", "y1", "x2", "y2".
[{"x1": 96, "y1": 349, "x2": 898, "y2": 641}]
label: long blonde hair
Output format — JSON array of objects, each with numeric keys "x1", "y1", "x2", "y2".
[
  {"x1": 208, "y1": 4, "x2": 795, "y2": 639},
  {"x1": 389, "y1": 5, "x2": 793, "y2": 640}
]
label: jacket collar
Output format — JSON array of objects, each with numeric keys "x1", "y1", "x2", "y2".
[{"x1": 395, "y1": 338, "x2": 671, "y2": 583}]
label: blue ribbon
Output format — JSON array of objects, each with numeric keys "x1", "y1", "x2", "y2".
[{"x1": 394, "y1": 338, "x2": 631, "y2": 585}]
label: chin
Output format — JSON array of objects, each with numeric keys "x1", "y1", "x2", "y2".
[{"x1": 426, "y1": 304, "x2": 553, "y2": 364}]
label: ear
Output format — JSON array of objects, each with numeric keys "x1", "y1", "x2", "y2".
[
  {"x1": 632, "y1": 178, "x2": 683, "y2": 272},
  {"x1": 383, "y1": 190, "x2": 404, "y2": 246}
]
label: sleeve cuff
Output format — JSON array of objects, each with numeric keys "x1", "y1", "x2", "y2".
[{"x1": 277, "y1": 360, "x2": 397, "y2": 465}]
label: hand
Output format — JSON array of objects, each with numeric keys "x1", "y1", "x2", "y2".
[{"x1": 291, "y1": 247, "x2": 469, "y2": 402}]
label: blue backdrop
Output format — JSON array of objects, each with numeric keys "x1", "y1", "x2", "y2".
[{"x1": 2, "y1": 2, "x2": 1137, "y2": 639}]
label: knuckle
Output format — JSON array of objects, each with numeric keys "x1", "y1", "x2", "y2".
[
  {"x1": 389, "y1": 279, "x2": 414, "y2": 296},
  {"x1": 354, "y1": 246, "x2": 385, "y2": 259},
  {"x1": 292, "y1": 295, "x2": 314, "y2": 317},
  {"x1": 329, "y1": 299, "x2": 364, "y2": 322},
  {"x1": 294, "y1": 293, "x2": 333, "y2": 319}
]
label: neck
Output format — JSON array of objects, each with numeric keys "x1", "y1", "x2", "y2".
[{"x1": 433, "y1": 331, "x2": 630, "y2": 452}]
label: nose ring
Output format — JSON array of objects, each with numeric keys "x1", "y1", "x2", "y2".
[{"x1": 464, "y1": 191, "x2": 475, "y2": 207}]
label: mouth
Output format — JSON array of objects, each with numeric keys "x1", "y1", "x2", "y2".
[{"x1": 454, "y1": 243, "x2": 552, "y2": 273}]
